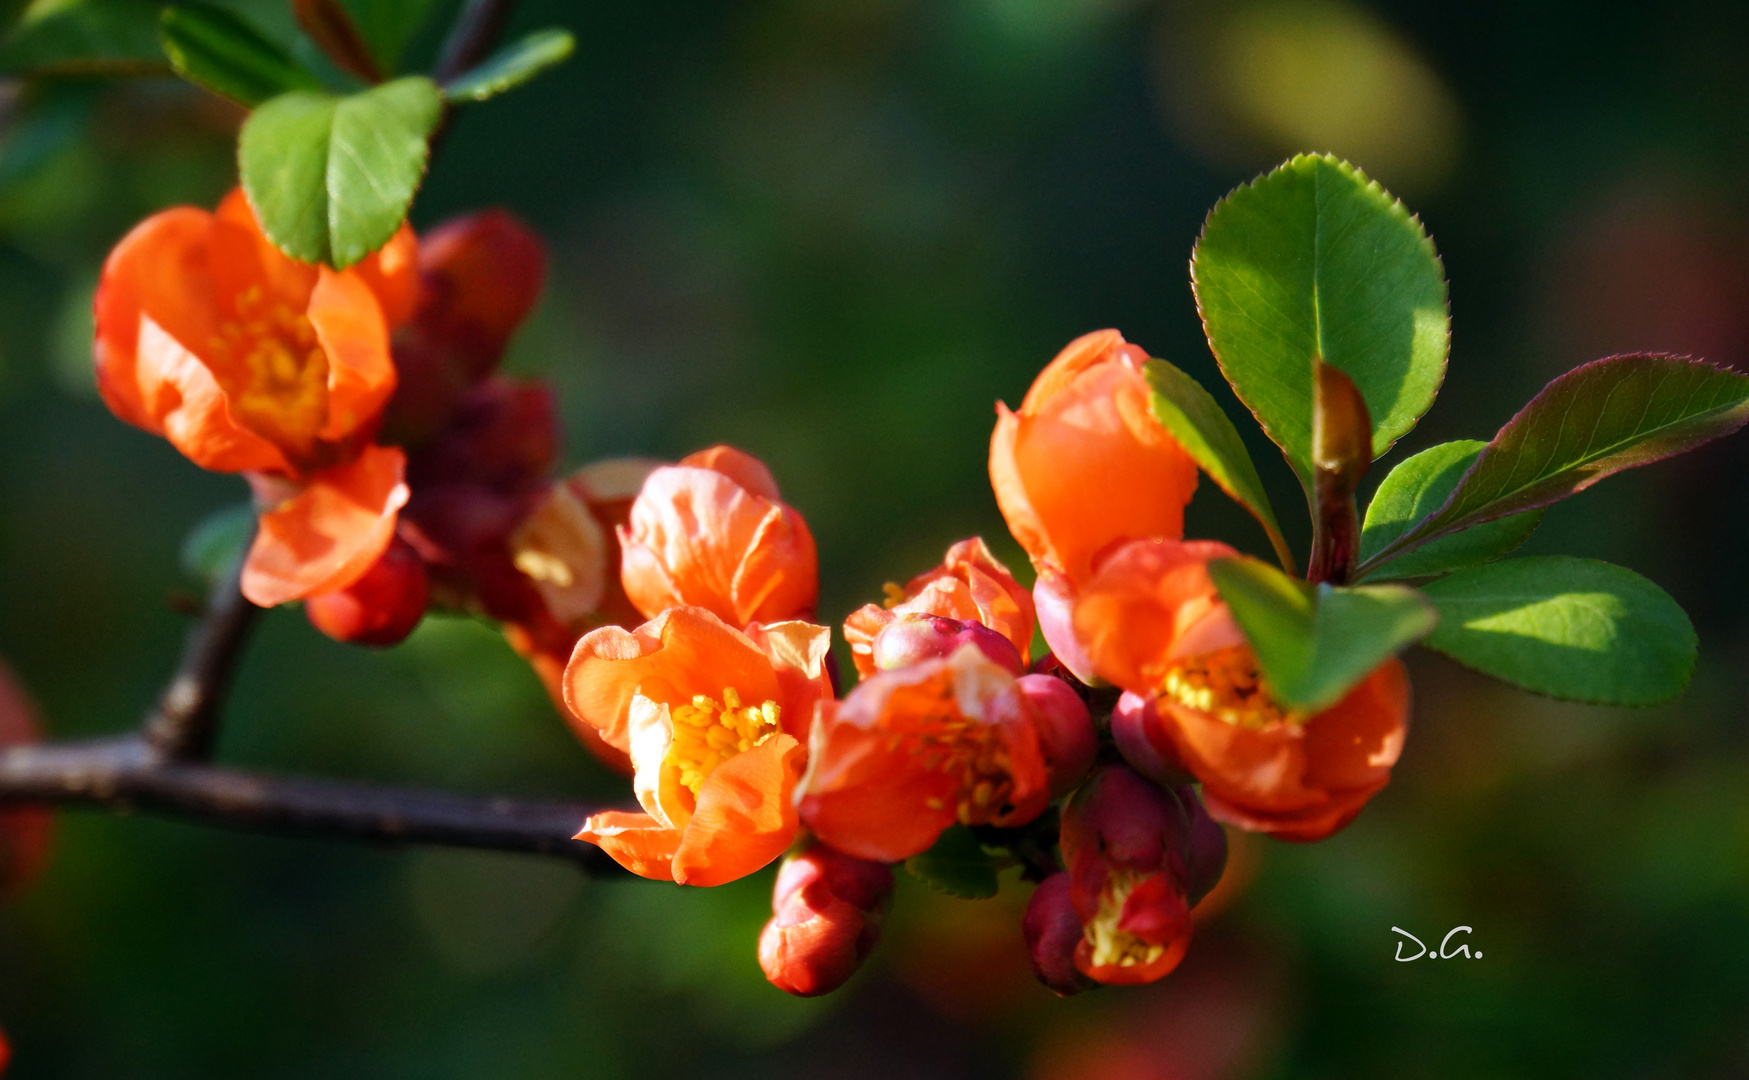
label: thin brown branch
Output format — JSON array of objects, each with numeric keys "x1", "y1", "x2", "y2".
[
  {"x1": 144, "y1": 551, "x2": 261, "y2": 762},
  {"x1": 0, "y1": 735, "x2": 622, "y2": 872}
]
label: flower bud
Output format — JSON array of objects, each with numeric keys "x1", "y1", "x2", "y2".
[
  {"x1": 1060, "y1": 765, "x2": 1196, "y2": 986},
  {"x1": 406, "y1": 378, "x2": 559, "y2": 492},
  {"x1": 1023, "y1": 872, "x2": 1097, "y2": 996},
  {"x1": 1178, "y1": 785, "x2": 1228, "y2": 907},
  {"x1": 870, "y1": 615, "x2": 1025, "y2": 676},
  {"x1": 0, "y1": 663, "x2": 52, "y2": 898},
  {"x1": 759, "y1": 843, "x2": 895, "y2": 997},
  {"x1": 1110, "y1": 691, "x2": 1193, "y2": 786},
  {"x1": 1015, "y1": 673, "x2": 1095, "y2": 797},
  {"x1": 305, "y1": 537, "x2": 430, "y2": 647}
]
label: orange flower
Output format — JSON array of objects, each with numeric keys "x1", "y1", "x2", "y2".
[
  {"x1": 990, "y1": 330, "x2": 1199, "y2": 589},
  {"x1": 95, "y1": 189, "x2": 418, "y2": 606},
  {"x1": 619, "y1": 446, "x2": 818, "y2": 628},
  {"x1": 843, "y1": 538, "x2": 1034, "y2": 678},
  {"x1": 565, "y1": 606, "x2": 831, "y2": 885},
  {"x1": 1073, "y1": 538, "x2": 1410, "y2": 841},
  {"x1": 96, "y1": 188, "x2": 413, "y2": 477},
  {"x1": 501, "y1": 458, "x2": 663, "y2": 775},
  {"x1": 797, "y1": 645, "x2": 1052, "y2": 863}
]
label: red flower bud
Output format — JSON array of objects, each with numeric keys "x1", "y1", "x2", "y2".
[
  {"x1": 0, "y1": 1027, "x2": 11, "y2": 1074},
  {"x1": 1110, "y1": 691, "x2": 1192, "y2": 786},
  {"x1": 383, "y1": 210, "x2": 548, "y2": 443},
  {"x1": 1179, "y1": 784, "x2": 1228, "y2": 908},
  {"x1": 305, "y1": 537, "x2": 430, "y2": 647},
  {"x1": 759, "y1": 843, "x2": 895, "y2": 997},
  {"x1": 1023, "y1": 872, "x2": 1097, "y2": 996},
  {"x1": 870, "y1": 615, "x2": 1025, "y2": 675},
  {"x1": 1015, "y1": 673, "x2": 1095, "y2": 797},
  {"x1": 405, "y1": 378, "x2": 559, "y2": 492},
  {"x1": 1060, "y1": 765, "x2": 1199, "y2": 986},
  {"x1": 0, "y1": 664, "x2": 52, "y2": 898}
]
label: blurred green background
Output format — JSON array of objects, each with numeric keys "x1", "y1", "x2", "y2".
[{"x1": 5, "y1": 0, "x2": 1749, "y2": 1076}]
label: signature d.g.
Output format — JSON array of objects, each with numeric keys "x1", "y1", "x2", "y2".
[{"x1": 1392, "y1": 926, "x2": 1482, "y2": 961}]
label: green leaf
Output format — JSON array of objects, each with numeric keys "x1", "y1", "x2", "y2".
[
  {"x1": 1190, "y1": 154, "x2": 1449, "y2": 495},
  {"x1": 1208, "y1": 555, "x2": 1437, "y2": 713},
  {"x1": 181, "y1": 502, "x2": 255, "y2": 587},
  {"x1": 0, "y1": 0, "x2": 165, "y2": 75},
  {"x1": 238, "y1": 76, "x2": 442, "y2": 268},
  {"x1": 1359, "y1": 440, "x2": 1542, "y2": 580},
  {"x1": 441, "y1": 27, "x2": 575, "y2": 102},
  {"x1": 1144, "y1": 357, "x2": 1294, "y2": 573},
  {"x1": 1357, "y1": 355, "x2": 1749, "y2": 577},
  {"x1": 904, "y1": 825, "x2": 999, "y2": 899},
  {"x1": 161, "y1": 4, "x2": 321, "y2": 108},
  {"x1": 1420, "y1": 557, "x2": 1696, "y2": 705}
]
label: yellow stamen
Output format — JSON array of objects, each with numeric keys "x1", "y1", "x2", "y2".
[
  {"x1": 881, "y1": 582, "x2": 908, "y2": 609},
  {"x1": 207, "y1": 285, "x2": 329, "y2": 458},
  {"x1": 1084, "y1": 868, "x2": 1167, "y2": 970},
  {"x1": 663, "y1": 686, "x2": 781, "y2": 797},
  {"x1": 899, "y1": 684, "x2": 1018, "y2": 825},
  {"x1": 1160, "y1": 646, "x2": 1294, "y2": 728}
]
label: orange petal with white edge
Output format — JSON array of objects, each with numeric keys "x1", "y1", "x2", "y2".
[
  {"x1": 575, "y1": 810, "x2": 681, "y2": 881},
  {"x1": 671, "y1": 733, "x2": 804, "y2": 886},
  {"x1": 241, "y1": 444, "x2": 409, "y2": 607}
]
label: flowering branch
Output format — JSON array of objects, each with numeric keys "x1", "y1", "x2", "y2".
[{"x1": 0, "y1": 734, "x2": 619, "y2": 871}]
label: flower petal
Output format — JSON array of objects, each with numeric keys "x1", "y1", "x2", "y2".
[
  {"x1": 562, "y1": 606, "x2": 785, "y2": 753},
  {"x1": 671, "y1": 733, "x2": 804, "y2": 887},
  {"x1": 309, "y1": 267, "x2": 396, "y2": 444},
  {"x1": 575, "y1": 810, "x2": 681, "y2": 881},
  {"x1": 241, "y1": 444, "x2": 409, "y2": 606}
]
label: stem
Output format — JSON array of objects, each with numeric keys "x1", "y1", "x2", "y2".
[
  {"x1": 434, "y1": 0, "x2": 518, "y2": 84},
  {"x1": 0, "y1": 735, "x2": 621, "y2": 871},
  {"x1": 143, "y1": 552, "x2": 260, "y2": 762},
  {"x1": 427, "y1": 0, "x2": 518, "y2": 157}
]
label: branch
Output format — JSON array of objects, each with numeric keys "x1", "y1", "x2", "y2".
[
  {"x1": 144, "y1": 551, "x2": 260, "y2": 762},
  {"x1": 433, "y1": 0, "x2": 518, "y2": 84},
  {"x1": 427, "y1": 0, "x2": 517, "y2": 155},
  {"x1": 0, "y1": 735, "x2": 623, "y2": 873}
]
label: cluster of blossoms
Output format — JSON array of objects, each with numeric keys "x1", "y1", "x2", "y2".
[
  {"x1": 94, "y1": 193, "x2": 1408, "y2": 998},
  {"x1": 561, "y1": 329, "x2": 1409, "y2": 996}
]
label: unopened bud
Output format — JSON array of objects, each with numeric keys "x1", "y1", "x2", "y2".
[
  {"x1": 871, "y1": 615, "x2": 1025, "y2": 675},
  {"x1": 1110, "y1": 691, "x2": 1193, "y2": 786},
  {"x1": 1023, "y1": 872, "x2": 1097, "y2": 996},
  {"x1": 1176, "y1": 785, "x2": 1228, "y2": 908},
  {"x1": 305, "y1": 538, "x2": 430, "y2": 647},
  {"x1": 758, "y1": 843, "x2": 894, "y2": 997},
  {"x1": 1015, "y1": 673, "x2": 1095, "y2": 797}
]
